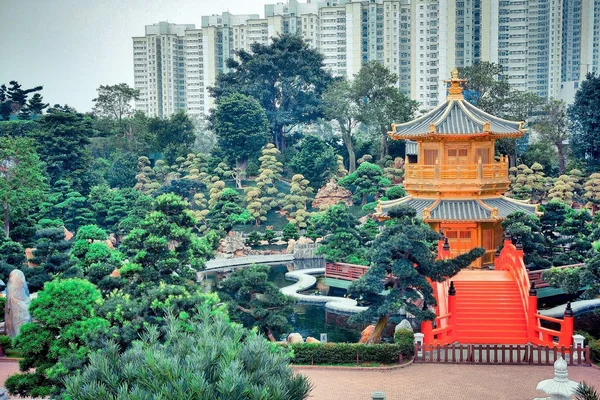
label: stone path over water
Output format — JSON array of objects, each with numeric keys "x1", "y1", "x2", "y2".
[{"x1": 295, "y1": 363, "x2": 600, "y2": 400}]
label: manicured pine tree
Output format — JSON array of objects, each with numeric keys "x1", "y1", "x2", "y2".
[
  {"x1": 219, "y1": 265, "x2": 296, "y2": 342},
  {"x1": 282, "y1": 174, "x2": 313, "y2": 228},
  {"x1": 547, "y1": 175, "x2": 576, "y2": 204},
  {"x1": 584, "y1": 173, "x2": 600, "y2": 213},
  {"x1": 349, "y1": 205, "x2": 484, "y2": 343},
  {"x1": 134, "y1": 156, "x2": 159, "y2": 195},
  {"x1": 339, "y1": 162, "x2": 391, "y2": 205}
]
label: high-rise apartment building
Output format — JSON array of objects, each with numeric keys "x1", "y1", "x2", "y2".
[
  {"x1": 133, "y1": 22, "x2": 194, "y2": 118},
  {"x1": 133, "y1": 0, "x2": 600, "y2": 118},
  {"x1": 559, "y1": 0, "x2": 600, "y2": 103}
]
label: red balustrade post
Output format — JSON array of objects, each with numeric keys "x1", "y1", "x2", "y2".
[
  {"x1": 559, "y1": 302, "x2": 574, "y2": 347},
  {"x1": 421, "y1": 320, "x2": 433, "y2": 345},
  {"x1": 528, "y1": 282, "x2": 539, "y2": 344},
  {"x1": 447, "y1": 281, "x2": 456, "y2": 342}
]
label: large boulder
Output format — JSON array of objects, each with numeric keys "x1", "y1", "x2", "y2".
[
  {"x1": 395, "y1": 319, "x2": 413, "y2": 333},
  {"x1": 312, "y1": 180, "x2": 353, "y2": 210},
  {"x1": 218, "y1": 231, "x2": 249, "y2": 257},
  {"x1": 287, "y1": 333, "x2": 304, "y2": 344},
  {"x1": 358, "y1": 325, "x2": 375, "y2": 344},
  {"x1": 306, "y1": 336, "x2": 321, "y2": 343},
  {"x1": 5, "y1": 270, "x2": 32, "y2": 338}
]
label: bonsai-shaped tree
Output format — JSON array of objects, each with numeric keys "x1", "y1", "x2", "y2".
[
  {"x1": 282, "y1": 174, "x2": 313, "y2": 228},
  {"x1": 509, "y1": 163, "x2": 547, "y2": 202},
  {"x1": 548, "y1": 175, "x2": 576, "y2": 205},
  {"x1": 134, "y1": 156, "x2": 159, "y2": 195},
  {"x1": 314, "y1": 202, "x2": 369, "y2": 264},
  {"x1": 219, "y1": 265, "x2": 296, "y2": 342},
  {"x1": 584, "y1": 173, "x2": 600, "y2": 213},
  {"x1": 339, "y1": 162, "x2": 391, "y2": 206},
  {"x1": 349, "y1": 205, "x2": 484, "y2": 343}
]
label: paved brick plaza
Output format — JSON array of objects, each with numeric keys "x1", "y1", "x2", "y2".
[{"x1": 296, "y1": 363, "x2": 600, "y2": 400}]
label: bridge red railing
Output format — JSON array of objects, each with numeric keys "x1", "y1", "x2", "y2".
[
  {"x1": 325, "y1": 262, "x2": 370, "y2": 281},
  {"x1": 495, "y1": 234, "x2": 574, "y2": 347},
  {"x1": 422, "y1": 238, "x2": 456, "y2": 346}
]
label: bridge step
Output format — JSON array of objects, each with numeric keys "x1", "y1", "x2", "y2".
[{"x1": 449, "y1": 271, "x2": 529, "y2": 344}]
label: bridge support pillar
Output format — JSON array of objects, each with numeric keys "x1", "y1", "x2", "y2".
[
  {"x1": 528, "y1": 282, "x2": 538, "y2": 344},
  {"x1": 559, "y1": 302, "x2": 574, "y2": 347}
]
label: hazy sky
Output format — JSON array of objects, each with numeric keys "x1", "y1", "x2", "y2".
[{"x1": 0, "y1": 0, "x2": 270, "y2": 112}]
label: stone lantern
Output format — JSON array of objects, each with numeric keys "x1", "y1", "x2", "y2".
[{"x1": 534, "y1": 357, "x2": 579, "y2": 400}]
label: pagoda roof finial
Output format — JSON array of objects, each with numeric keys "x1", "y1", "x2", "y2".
[{"x1": 445, "y1": 68, "x2": 467, "y2": 100}]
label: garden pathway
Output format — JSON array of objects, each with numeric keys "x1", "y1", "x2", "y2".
[
  {"x1": 295, "y1": 363, "x2": 600, "y2": 400},
  {"x1": 204, "y1": 254, "x2": 294, "y2": 270}
]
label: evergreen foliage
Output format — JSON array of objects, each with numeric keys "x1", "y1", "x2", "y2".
[
  {"x1": 339, "y1": 162, "x2": 391, "y2": 205},
  {"x1": 63, "y1": 309, "x2": 312, "y2": 400},
  {"x1": 570, "y1": 73, "x2": 600, "y2": 170},
  {"x1": 210, "y1": 34, "x2": 333, "y2": 150},
  {"x1": 289, "y1": 136, "x2": 337, "y2": 189},
  {"x1": 349, "y1": 205, "x2": 484, "y2": 343},
  {"x1": 219, "y1": 264, "x2": 296, "y2": 341}
]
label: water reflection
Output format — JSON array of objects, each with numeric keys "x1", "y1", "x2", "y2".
[{"x1": 201, "y1": 262, "x2": 362, "y2": 343}]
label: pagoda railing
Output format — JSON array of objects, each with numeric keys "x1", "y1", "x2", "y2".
[{"x1": 405, "y1": 160, "x2": 509, "y2": 182}]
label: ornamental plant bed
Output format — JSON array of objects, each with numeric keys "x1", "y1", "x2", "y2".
[{"x1": 284, "y1": 342, "x2": 413, "y2": 366}]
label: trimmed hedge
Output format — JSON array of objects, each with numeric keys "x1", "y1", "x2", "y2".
[{"x1": 287, "y1": 342, "x2": 413, "y2": 365}]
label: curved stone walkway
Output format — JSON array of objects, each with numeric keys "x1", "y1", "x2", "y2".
[
  {"x1": 295, "y1": 362, "x2": 600, "y2": 400},
  {"x1": 282, "y1": 268, "x2": 368, "y2": 314},
  {"x1": 540, "y1": 299, "x2": 600, "y2": 318},
  {"x1": 205, "y1": 254, "x2": 294, "y2": 270}
]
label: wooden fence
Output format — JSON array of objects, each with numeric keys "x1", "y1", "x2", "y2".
[{"x1": 414, "y1": 343, "x2": 591, "y2": 366}]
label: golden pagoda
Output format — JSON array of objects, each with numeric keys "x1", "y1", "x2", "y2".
[{"x1": 376, "y1": 69, "x2": 538, "y2": 267}]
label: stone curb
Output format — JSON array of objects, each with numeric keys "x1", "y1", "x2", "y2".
[
  {"x1": 0, "y1": 358, "x2": 20, "y2": 363},
  {"x1": 293, "y1": 359, "x2": 414, "y2": 371}
]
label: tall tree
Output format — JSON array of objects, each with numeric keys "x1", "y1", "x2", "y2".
[
  {"x1": 339, "y1": 162, "x2": 390, "y2": 205},
  {"x1": 209, "y1": 93, "x2": 270, "y2": 175},
  {"x1": 322, "y1": 78, "x2": 360, "y2": 172},
  {"x1": 353, "y1": 62, "x2": 417, "y2": 158},
  {"x1": 534, "y1": 100, "x2": 570, "y2": 174},
  {"x1": 2, "y1": 81, "x2": 44, "y2": 118},
  {"x1": 27, "y1": 93, "x2": 49, "y2": 116},
  {"x1": 210, "y1": 34, "x2": 333, "y2": 150},
  {"x1": 92, "y1": 83, "x2": 139, "y2": 125},
  {"x1": 570, "y1": 72, "x2": 600, "y2": 170},
  {"x1": 148, "y1": 111, "x2": 195, "y2": 164},
  {"x1": 32, "y1": 105, "x2": 94, "y2": 193},
  {"x1": 289, "y1": 135, "x2": 338, "y2": 189},
  {"x1": 0, "y1": 137, "x2": 47, "y2": 238},
  {"x1": 349, "y1": 205, "x2": 484, "y2": 343},
  {"x1": 458, "y1": 62, "x2": 511, "y2": 115}
]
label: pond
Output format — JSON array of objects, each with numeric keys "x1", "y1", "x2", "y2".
[{"x1": 201, "y1": 263, "x2": 362, "y2": 343}]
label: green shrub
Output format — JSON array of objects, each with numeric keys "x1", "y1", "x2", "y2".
[
  {"x1": 394, "y1": 328, "x2": 414, "y2": 353},
  {"x1": 0, "y1": 297, "x2": 5, "y2": 322},
  {"x1": 5, "y1": 372, "x2": 53, "y2": 398},
  {"x1": 385, "y1": 186, "x2": 407, "y2": 200},
  {"x1": 590, "y1": 339, "x2": 600, "y2": 363},
  {"x1": 287, "y1": 342, "x2": 412, "y2": 365},
  {"x1": 0, "y1": 335, "x2": 12, "y2": 351}
]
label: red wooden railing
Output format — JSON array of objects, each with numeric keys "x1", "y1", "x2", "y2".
[
  {"x1": 414, "y1": 343, "x2": 590, "y2": 365},
  {"x1": 495, "y1": 235, "x2": 574, "y2": 347},
  {"x1": 325, "y1": 262, "x2": 370, "y2": 281},
  {"x1": 422, "y1": 238, "x2": 456, "y2": 345}
]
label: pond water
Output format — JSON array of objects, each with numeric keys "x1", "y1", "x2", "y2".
[{"x1": 201, "y1": 263, "x2": 362, "y2": 343}]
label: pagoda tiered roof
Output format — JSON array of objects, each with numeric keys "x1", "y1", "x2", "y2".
[
  {"x1": 389, "y1": 69, "x2": 526, "y2": 140},
  {"x1": 376, "y1": 196, "x2": 538, "y2": 222}
]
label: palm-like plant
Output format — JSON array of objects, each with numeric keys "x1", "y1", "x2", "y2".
[{"x1": 575, "y1": 382, "x2": 600, "y2": 400}]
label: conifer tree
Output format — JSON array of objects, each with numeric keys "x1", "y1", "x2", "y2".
[
  {"x1": 282, "y1": 174, "x2": 313, "y2": 227},
  {"x1": 335, "y1": 155, "x2": 348, "y2": 179},
  {"x1": 509, "y1": 163, "x2": 547, "y2": 202},
  {"x1": 339, "y1": 162, "x2": 391, "y2": 205},
  {"x1": 349, "y1": 205, "x2": 484, "y2": 343},
  {"x1": 134, "y1": 156, "x2": 159, "y2": 195},
  {"x1": 584, "y1": 173, "x2": 600, "y2": 212},
  {"x1": 548, "y1": 175, "x2": 576, "y2": 204}
]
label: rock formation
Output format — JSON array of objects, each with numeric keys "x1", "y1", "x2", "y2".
[
  {"x1": 218, "y1": 231, "x2": 249, "y2": 257},
  {"x1": 395, "y1": 319, "x2": 413, "y2": 333},
  {"x1": 287, "y1": 333, "x2": 304, "y2": 344},
  {"x1": 358, "y1": 325, "x2": 375, "y2": 343},
  {"x1": 5, "y1": 270, "x2": 32, "y2": 338},
  {"x1": 312, "y1": 180, "x2": 353, "y2": 210},
  {"x1": 306, "y1": 336, "x2": 321, "y2": 343}
]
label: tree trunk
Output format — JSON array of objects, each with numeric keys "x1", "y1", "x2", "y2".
[
  {"x1": 380, "y1": 130, "x2": 389, "y2": 159},
  {"x1": 343, "y1": 129, "x2": 356, "y2": 173},
  {"x1": 3, "y1": 204, "x2": 8, "y2": 239},
  {"x1": 361, "y1": 194, "x2": 367, "y2": 206},
  {"x1": 556, "y1": 142, "x2": 566, "y2": 175},
  {"x1": 367, "y1": 315, "x2": 389, "y2": 344},
  {"x1": 263, "y1": 325, "x2": 276, "y2": 342}
]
